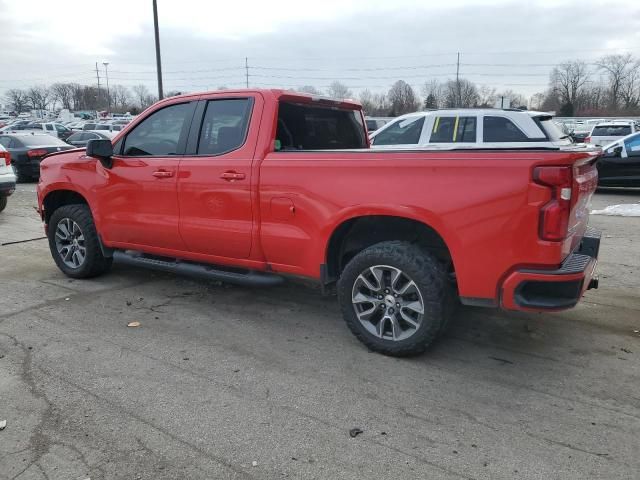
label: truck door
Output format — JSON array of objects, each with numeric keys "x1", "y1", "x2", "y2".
[
  {"x1": 177, "y1": 94, "x2": 260, "y2": 259},
  {"x1": 96, "y1": 100, "x2": 196, "y2": 251}
]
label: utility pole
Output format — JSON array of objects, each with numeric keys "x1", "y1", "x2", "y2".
[
  {"x1": 245, "y1": 57, "x2": 249, "y2": 88},
  {"x1": 152, "y1": 0, "x2": 164, "y2": 100},
  {"x1": 103, "y1": 62, "x2": 110, "y2": 111},
  {"x1": 95, "y1": 62, "x2": 101, "y2": 109},
  {"x1": 456, "y1": 52, "x2": 460, "y2": 107}
]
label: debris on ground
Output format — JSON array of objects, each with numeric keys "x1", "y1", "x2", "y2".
[
  {"x1": 0, "y1": 420, "x2": 6, "y2": 430},
  {"x1": 349, "y1": 428, "x2": 363, "y2": 438},
  {"x1": 127, "y1": 321, "x2": 141, "y2": 328},
  {"x1": 252, "y1": 461, "x2": 258, "y2": 467}
]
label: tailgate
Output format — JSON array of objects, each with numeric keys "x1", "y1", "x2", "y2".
[{"x1": 567, "y1": 154, "x2": 599, "y2": 253}]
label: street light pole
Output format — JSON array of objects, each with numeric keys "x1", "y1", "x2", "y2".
[
  {"x1": 103, "y1": 62, "x2": 110, "y2": 111},
  {"x1": 152, "y1": 0, "x2": 164, "y2": 100}
]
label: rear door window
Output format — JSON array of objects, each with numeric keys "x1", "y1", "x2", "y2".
[
  {"x1": 430, "y1": 116, "x2": 476, "y2": 143},
  {"x1": 197, "y1": 98, "x2": 252, "y2": 155},
  {"x1": 483, "y1": 116, "x2": 530, "y2": 142},
  {"x1": 276, "y1": 102, "x2": 367, "y2": 150},
  {"x1": 372, "y1": 117, "x2": 424, "y2": 146}
]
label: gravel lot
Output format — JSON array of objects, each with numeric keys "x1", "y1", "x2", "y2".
[{"x1": 1, "y1": 184, "x2": 639, "y2": 480}]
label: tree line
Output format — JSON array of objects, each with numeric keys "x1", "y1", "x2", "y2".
[
  {"x1": 4, "y1": 54, "x2": 640, "y2": 117},
  {"x1": 304, "y1": 53, "x2": 640, "y2": 117},
  {"x1": 3, "y1": 83, "x2": 165, "y2": 115}
]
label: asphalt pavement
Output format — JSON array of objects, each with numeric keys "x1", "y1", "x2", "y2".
[{"x1": 1, "y1": 184, "x2": 639, "y2": 480}]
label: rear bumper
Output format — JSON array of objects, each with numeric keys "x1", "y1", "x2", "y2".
[{"x1": 500, "y1": 227, "x2": 601, "y2": 311}]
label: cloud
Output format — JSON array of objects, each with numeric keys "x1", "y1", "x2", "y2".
[{"x1": 1, "y1": 0, "x2": 639, "y2": 100}]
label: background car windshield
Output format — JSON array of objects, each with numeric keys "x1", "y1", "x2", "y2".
[
  {"x1": 539, "y1": 118, "x2": 569, "y2": 141},
  {"x1": 373, "y1": 117, "x2": 424, "y2": 145},
  {"x1": 592, "y1": 125, "x2": 632, "y2": 136},
  {"x1": 20, "y1": 135, "x2": 69, "y2": 146}
]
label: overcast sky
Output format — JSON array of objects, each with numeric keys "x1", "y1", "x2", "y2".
[{"x1": 1, "y1": 0, "x2": 639, "y2": 101}]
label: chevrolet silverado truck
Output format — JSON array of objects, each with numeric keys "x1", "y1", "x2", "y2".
[{"x1": 37, "y1": 89, "x2": 601, "y2": 356}]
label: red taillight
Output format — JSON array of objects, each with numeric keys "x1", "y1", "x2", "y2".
[
  {"x1": 0, "y1": 151, "x2": 10, "y2": 166},
  {"x1": 584, "y1": 136, "x2": 591, "y2": 143},
  {"x1": 27, "y1": 149, "x2": 48, "y2": 158},
  {"x1": 533, "y1": 166, "x2": 573, "y2": 241}
]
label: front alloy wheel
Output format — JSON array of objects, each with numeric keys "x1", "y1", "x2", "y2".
[{"x1": 54, "y1": 218, "x2": 87, "y2": 269}]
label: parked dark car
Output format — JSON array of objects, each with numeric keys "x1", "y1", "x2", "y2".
[
  {"x1": 66, "y1": 130, "x2": 114, "y2": 147},
  {"x1": 597, "y1": 132, "x2": 640, "y2": 187},
  {"x1": 0, "y1": 133, "x2": 74, "y2": 182}
]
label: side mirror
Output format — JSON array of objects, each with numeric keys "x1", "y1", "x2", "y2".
[
  {"x1": 612, "y1": 145, "x2": 623, "y2": 157},
  {"x1": 86, "y1": 139, "x2": 114, "y2": 168}
]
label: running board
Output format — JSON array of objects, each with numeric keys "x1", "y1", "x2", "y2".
[{"x1": 112, "y1": 251, "x2": 284, "y2": 287}]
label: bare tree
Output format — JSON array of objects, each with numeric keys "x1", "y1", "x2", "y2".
[
  {"x1": 26, "y1": 85, "x2": 50, "y2": 111},
  {"x1": 111, "y1": 85, "x2": 132, "y2": 112},
  {"x1": 326, "y1": 81, "x2": 352, "y2": 99},
  {"x1": 421, "y1": 80, "x2": 444, "y2": 109},
  {"x1": 387, "y1": 80, "x2": 418, "y2": 116},
  {"x1": 597, "y1": 53, "x2": 638, "y2": 109},
  {"x1": 530, "y1": 92, "x2": 546, "y2": 111},
  {"x1": 50, "y1": 83, "x2": 75, "y2": 110},
  {"x1": 5, "y1": 89, "x2": 29, "y2": 113},
  {"x1": 298, "y1": 85, "x2": 322, "y2": 95},
  {"x1": 499, "y1": 89, "x2": 527, "y2": 109},
  {"x1": 550, "y1": 60, "x2": 590, "y2": 114},
  {"x1": 132, "y1": 84, "x2": 154, "y2": 109},
  {"x1": 477, "y1": 85, "x2": 497, "y2": 107},
  {"x1": 620, "y1": 66, "x2": 640, "y2": 110},
  {"x1": 444, "y1": 78, "x2": 478, "y2": 108},
  {"x1": 359, "y1": 89, "x2": 376, "y2": 114}
]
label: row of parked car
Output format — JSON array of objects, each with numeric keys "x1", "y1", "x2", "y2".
[{"x1": 365, "y1": 111, "x2": 640, "y2": 187}]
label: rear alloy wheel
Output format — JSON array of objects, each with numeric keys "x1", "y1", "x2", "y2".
[
  {"x1": 338, "y1": 241, "x2": 451, "y2": 356},
  {"x1": 48, "y1": 204, "x2": 112, "y2": 278}
]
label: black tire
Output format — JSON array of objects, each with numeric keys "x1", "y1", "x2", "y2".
[
  {"x1": 48, "y1": 204, "x2": 112, "y2": 278},
  {"x1": 0, "y1": 196, "x2": 6, "y2": 213},
  {"x1": 337, "y1": 241, "x2": 452, "y2": 357}
]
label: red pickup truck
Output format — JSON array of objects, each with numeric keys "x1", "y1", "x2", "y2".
[{"x1": 37, "y1": 89, "x2": 601, "y2": 356}]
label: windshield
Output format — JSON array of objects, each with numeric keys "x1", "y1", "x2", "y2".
[{"x1": 592, "y1": 125, "x2": 632, "y2": 136}]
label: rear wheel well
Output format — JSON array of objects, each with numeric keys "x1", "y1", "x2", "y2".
[
  {"x1": 326, "y1": 215, "x2": 454, "y2": 283},
  {"x1": 43, "y1": 190, "x2": 88, "y2": 224}
]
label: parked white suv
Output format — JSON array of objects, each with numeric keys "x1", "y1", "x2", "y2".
[
  {"x1": 369, "y1": 109, "x2": 573, "y2": 149},
  {"x1": 0, "y1": 144, "x2": 16, "y2": 212},
  {"x1": 585, "y1": 121, "x2": 638, "y2": 147}
]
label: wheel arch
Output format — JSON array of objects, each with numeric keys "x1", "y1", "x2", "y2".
[
  {"x1": 324, "y1": 214, "x2": 457, "y2": 284},
  {"x1": 42, "y1": 189, "x2": 90, "y2": 225}
]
